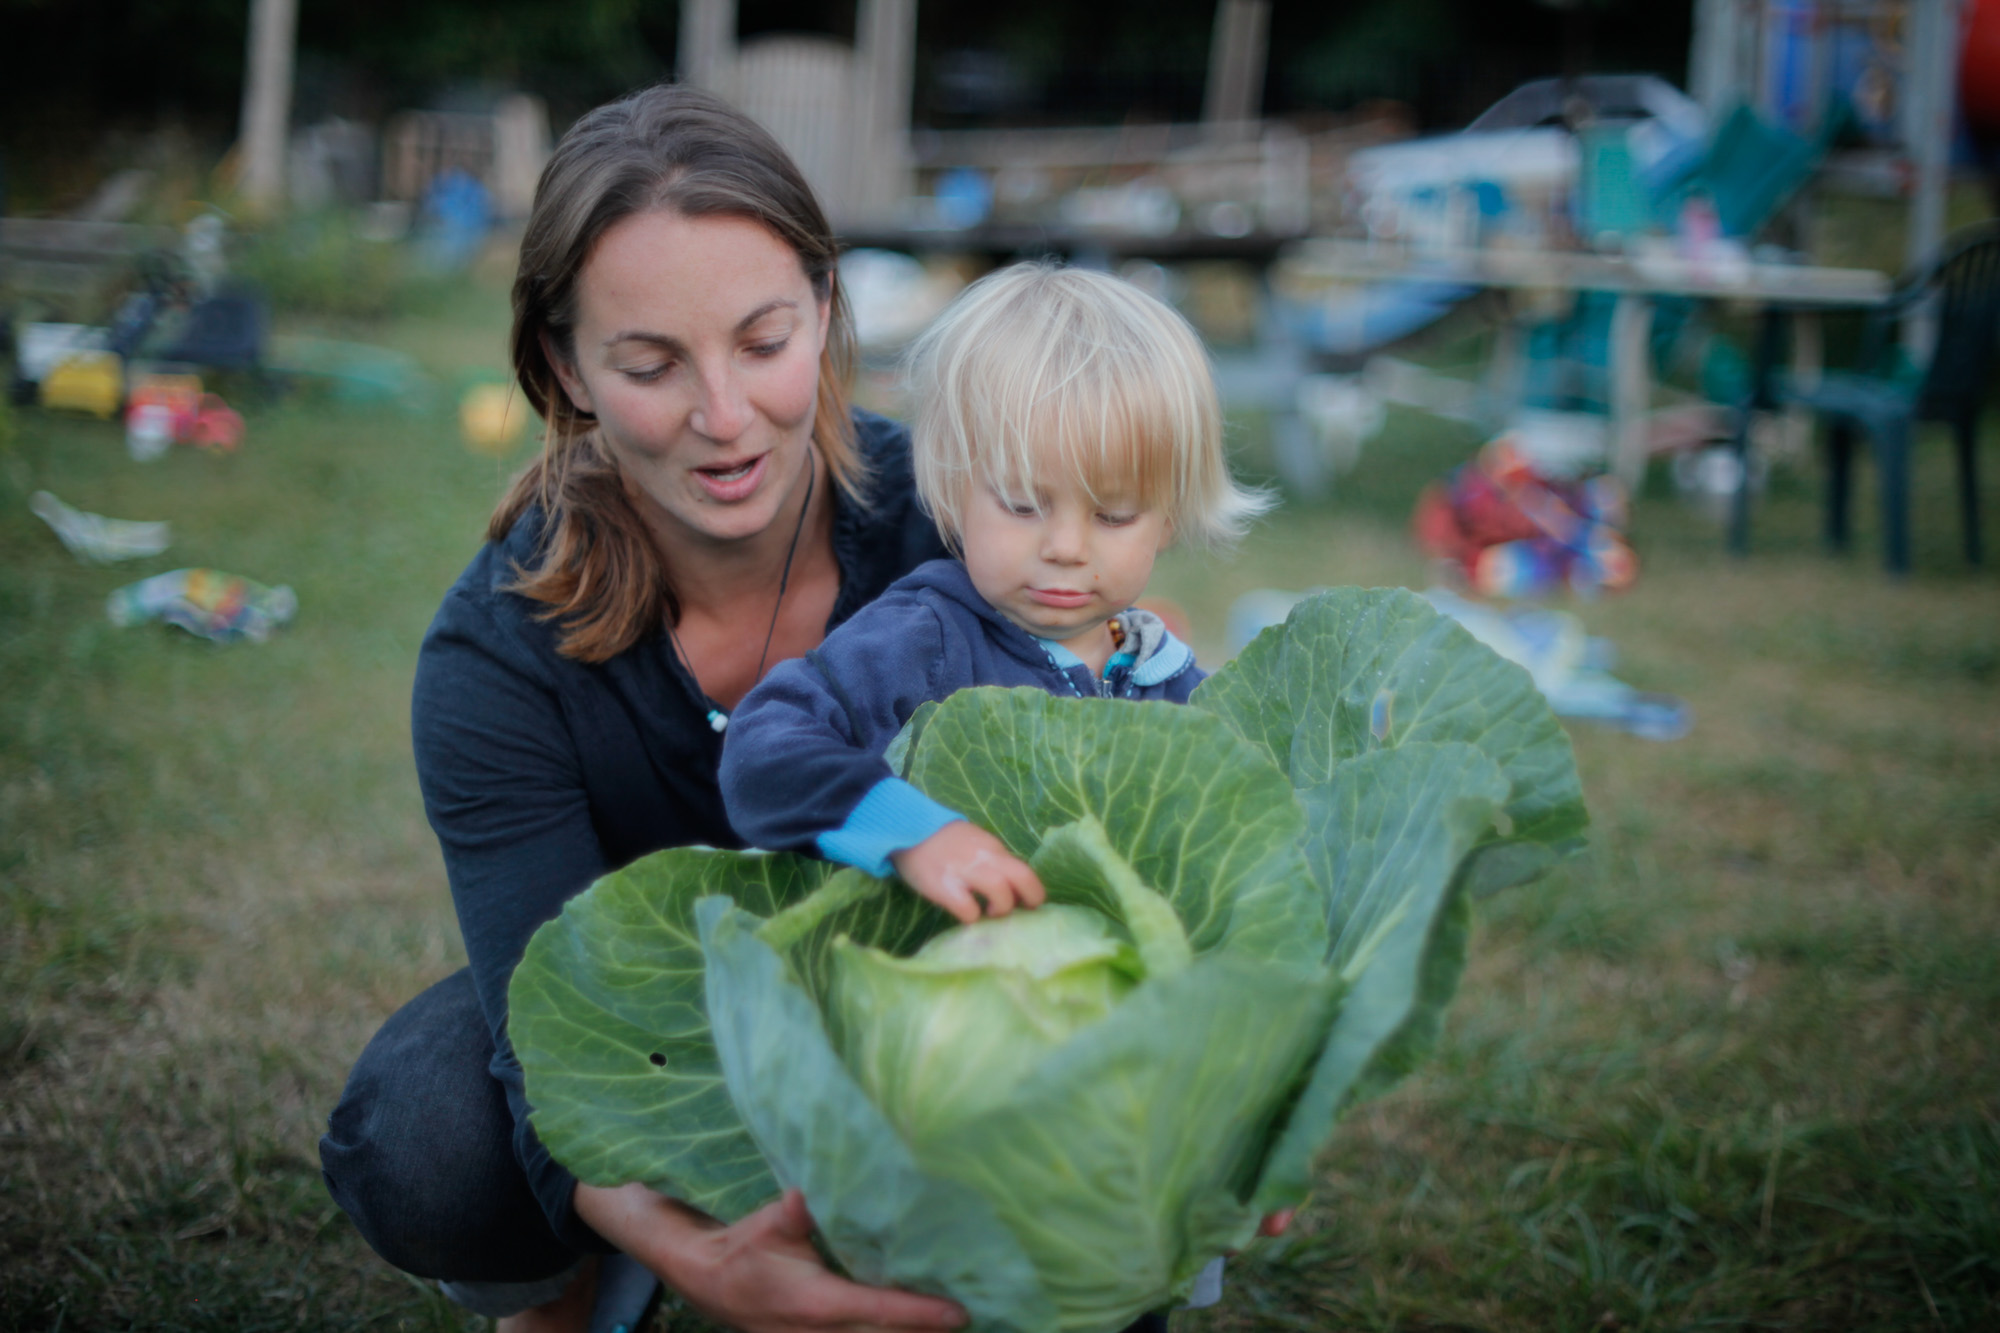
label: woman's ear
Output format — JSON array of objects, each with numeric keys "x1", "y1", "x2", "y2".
[{"x1": 540, "y1": 329, "x2": 594, "y2": 415}]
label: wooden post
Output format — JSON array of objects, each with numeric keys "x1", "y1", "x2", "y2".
[
  {"x1": 1203, "y1": 0, "x2": 1270, "y2": 133},
  {"x1": 854, "y1": 0, "x2": 917, "y2": 226},
  {"x1": 680, "y1": 0, "x2": 738, "y2": 89},
  {"x1": 1904, "y1": 0, "x2": 1963, "y2": 358},
  {"x1": 237, "y1": 0, "x2": 298, "y2": 213},
  {"x1": 1905, "y1": 0, "x2": 1962, "y2": 270}
]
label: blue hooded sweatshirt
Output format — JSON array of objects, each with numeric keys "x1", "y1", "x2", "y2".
[{"x1": 720, "y1": 556, "x2": 1201, "y2": 873}]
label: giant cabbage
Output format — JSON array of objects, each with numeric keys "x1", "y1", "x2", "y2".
[{"x1": 509, "y1": 588, "x2": 1587, "y2": 1332}]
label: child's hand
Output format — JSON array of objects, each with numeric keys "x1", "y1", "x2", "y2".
[{"x1": 891, "y1": 822, "x2": 1046, "y2": 923}]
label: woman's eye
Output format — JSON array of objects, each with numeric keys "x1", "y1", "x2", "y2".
[
  {"x1": 620, "y1": 363, "x2": 673, "y2": 384},
  {"x1": 747, "y1": 338, "x2": 790, "y2": 358}
]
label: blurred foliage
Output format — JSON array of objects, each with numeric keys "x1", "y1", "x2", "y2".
[
  {"x1": 916, "y1": 0, "x2": 1216, "y2": 126},
  {"x1": 1267, "y1": 0, "x2": 1692, "y2": 129},
  {"x1": 296, "y1": 0, "x2": 675, "y2": 118},
  {"x1": 0, "y1": 0, "x2": 677, "y2": 211},
  {"x1": 231, "y1": 212, "x2": 443, "y2": 322},
  {"x1": 1272, "y1": 0, "x2": 1459, "y2": 111},
  {"x1": 0, "y1": 0, "x2": 1701, "y2": 197}
]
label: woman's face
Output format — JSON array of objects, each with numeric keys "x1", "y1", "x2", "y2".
[{"x1": 549, "y1": 209, "x2": 830, "y2": 550}]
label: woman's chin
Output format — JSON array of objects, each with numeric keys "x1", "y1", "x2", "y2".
[{"x1": 670, "y1": 504, "x2": 780, "y2": 548}]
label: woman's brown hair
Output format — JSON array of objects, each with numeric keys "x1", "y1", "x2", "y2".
[{"x1": 494, "y1": 83, "x2": 864, "y2": 663}]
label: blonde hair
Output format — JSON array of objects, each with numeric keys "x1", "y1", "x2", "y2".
[{"x1": 905, "y1": 262, "x2": 1268, "y2": 551}]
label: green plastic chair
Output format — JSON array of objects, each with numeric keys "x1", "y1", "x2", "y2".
[
  {"x1": 1682, "y1": 104, "x2": 1824, "y2": 239},
  {"x1": 1779, "y1": 222, "x2": 2000, "y2": 573}
]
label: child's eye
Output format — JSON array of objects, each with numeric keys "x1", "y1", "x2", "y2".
[
  {"x1": 1006, "y1": 500, "x2": 1040, "y2": 518},
  {"x1": 1097, "y1": 511, "x2": 1139, "y2": 527}
]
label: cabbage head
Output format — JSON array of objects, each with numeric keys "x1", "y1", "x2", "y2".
[{"x1": 509, "y1": 588, "x2": 1587, "y2": 1332}]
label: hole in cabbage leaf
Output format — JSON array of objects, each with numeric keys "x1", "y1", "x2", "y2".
[
  {"x1": 649, "y1": 1053, "x2": 666, "y2": 1067},
  {"x1": 1370, "y1": 689, "x2": 1394, "y2": 743}
]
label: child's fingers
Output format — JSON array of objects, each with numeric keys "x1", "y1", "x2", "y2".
[
  {"x1": 932, "y1": 868, "x2": 984, "y2": 924},
  {"x1": 966, "y1": 864, "x2": 1018, "y2": 918},
  {"x1": 1013, "y1": 861, "x2": 1048, "y2": 908},
  {"x1": 967, "y1": 858, "x2": 1045, "y2": 918}
]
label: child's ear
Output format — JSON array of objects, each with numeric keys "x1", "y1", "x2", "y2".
[{"x1": 541, "y1": 330, "x2": 594, "y2": 415}]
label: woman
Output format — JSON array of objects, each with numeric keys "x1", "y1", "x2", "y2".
[{"x1": 319, "y1": 84, "x2": 962, "y2": 1332}]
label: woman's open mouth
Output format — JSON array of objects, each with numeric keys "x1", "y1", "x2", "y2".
[{"x1": 693, "y1": 453, "x2": 768, "y2": 502}]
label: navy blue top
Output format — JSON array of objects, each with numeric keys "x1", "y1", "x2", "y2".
[
  {"x1": 410, "y1": 411, "x2": 948, "y2": 1250},
  {"x1": 719, "y1": 556, "x2": 1202, "y2": 872}
]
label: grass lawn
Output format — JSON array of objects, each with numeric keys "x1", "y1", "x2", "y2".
[{"x1": 2, "y1": 255, "x2": 1996, "y2": 1331}]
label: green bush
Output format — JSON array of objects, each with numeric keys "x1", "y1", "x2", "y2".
[{"x1": 232, "y1": 211, "x2": 445, "y2": 321}]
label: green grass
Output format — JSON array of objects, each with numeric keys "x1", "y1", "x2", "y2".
[
  {"x1": 1166, "y1": 411, "x2": 2000, "y2": 1331},
  {"x1": 0, "y1": 274, "x2": 518, "y2": 1331},
  {"x1": 3, "y1": 258, "x2": 1997, "y2": 1331}
]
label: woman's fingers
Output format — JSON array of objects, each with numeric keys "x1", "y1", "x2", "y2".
[
  {"x1": 1256, "y1": 1208, "x2": 1296, "y2": 1237},
  {"x1": 767, "y1": 1187, "x2": 817, "y2": 1243},
  {"x1": 682, "y1": 1191, "x2": 967, "y2": 1332},
  {"x1": 743, "y1": 1192, "x2": 967, "y2": 1330},
  {"x1": 805, "y1": 1279, "x2": 970, "y2": 1330}
]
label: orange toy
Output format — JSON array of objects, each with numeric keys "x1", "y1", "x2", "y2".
[{"x1": 123, "y1": 375, "x2": 243, "y2": 454}]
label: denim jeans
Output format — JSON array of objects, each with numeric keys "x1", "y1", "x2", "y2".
[{"x1": 320, "y1": 968, "x2": 580, "y2": 1286}]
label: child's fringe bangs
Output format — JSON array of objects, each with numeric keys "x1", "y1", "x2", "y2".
[{"x1": 908, "y1": 263, "x2": 1269, "y2": 550}]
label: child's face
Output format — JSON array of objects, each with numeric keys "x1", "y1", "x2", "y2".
[{"x1": 957, "y1": 473, "x2": 1171, "y2": 648}]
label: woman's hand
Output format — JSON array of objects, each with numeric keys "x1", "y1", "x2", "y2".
[
  {"x1": 575, "y1": 1183, "x2": 967, "y2": 1333},
  {"x1": 890, "y1": 822, "x2": 1046, "y2": 923},
  {"x1": 1256, "y1": 1209, "x2": 1295, "y2": 1238}
]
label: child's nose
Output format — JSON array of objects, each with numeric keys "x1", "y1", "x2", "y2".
[{"x1": 1041, "y1": 513, "x2": 1089, "y2": 562}]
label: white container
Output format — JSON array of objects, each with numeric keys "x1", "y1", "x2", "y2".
[
  {"x1": 126, "y1": 402, "x2": 174, "y2": 461},
  {"x1": 18, "y1": 323, "x2": 110, "y2": 384}
]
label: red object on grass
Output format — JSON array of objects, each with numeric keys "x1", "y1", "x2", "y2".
[{"x1": 190, "y1": 395, "x2": 244, "y2": 452}]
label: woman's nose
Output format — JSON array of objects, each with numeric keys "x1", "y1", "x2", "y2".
[{"x1": 690, "y1": 364, "x2": 751, "y2": 441}]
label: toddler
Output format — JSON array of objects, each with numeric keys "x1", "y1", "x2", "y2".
[{"x1": 720, "y1": 262, "x2": 1266, "y2": 922}]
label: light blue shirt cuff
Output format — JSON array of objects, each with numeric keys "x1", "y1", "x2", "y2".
[{"x1": 816, "y1": 778, "x2": 966, "y2": 878}]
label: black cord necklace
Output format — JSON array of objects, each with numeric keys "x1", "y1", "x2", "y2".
[{"x1": 672, "y1": 454, "x2": 817, "y2": 734}]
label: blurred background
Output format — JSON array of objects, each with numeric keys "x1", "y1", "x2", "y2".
[{"x1": 2, "y1": 2, "x2": 1997, "y2": 1329}]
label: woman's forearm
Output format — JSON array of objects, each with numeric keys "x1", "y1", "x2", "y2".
[
  {"x1": 572, "y1": 1182, "x2": 965, "y2": 1333},
  {"x1": 572, "y1": 1181, "x2": 719, "y2": 1295}
]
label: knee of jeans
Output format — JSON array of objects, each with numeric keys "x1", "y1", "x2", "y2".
[
  {"x1": 319, "y1": 975, "x2": 551, "y2": 1280},
  {"x1": 321, "y1": 1087, "x2": 523, "y2": 1278}
]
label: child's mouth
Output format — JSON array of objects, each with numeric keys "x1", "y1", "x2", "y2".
[{"x1": 1027, "y1": 588, "x2": 1093, "y2": 609}]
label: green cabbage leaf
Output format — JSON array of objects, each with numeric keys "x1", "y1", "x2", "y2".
[{"x1": 509, "y1": 588, "x2": 1586, "y2": 1331}]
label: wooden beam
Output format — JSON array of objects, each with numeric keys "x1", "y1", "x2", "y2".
[
  {"x1": 1202, "y1": 0, "x2": 1269, "y2": 129},
  {"x1": 853, "y1": 0, "x2": 916, "y2": 225},
  {"x1": 1905, "y1": 0, "x2": 1962, "y2": 271},
  {"x1": 679, "y1": 0, "x2": 738, "y2": 89},
  {"x1": 237, "y1": 0, "x2": 298, "y2": 213}
]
